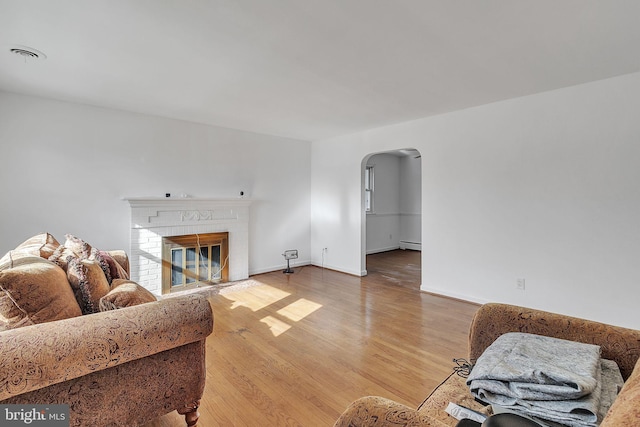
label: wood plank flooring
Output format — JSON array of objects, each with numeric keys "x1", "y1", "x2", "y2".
[{"x1": 143, "y1": 250, "x2": 480, "y2": 427}]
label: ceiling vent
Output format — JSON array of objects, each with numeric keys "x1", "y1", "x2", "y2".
[{"x1": 9, "y1": 45, "x2": 47, "y2": 61}]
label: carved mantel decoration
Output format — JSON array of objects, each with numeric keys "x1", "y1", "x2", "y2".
[{"x1": 180, "y1": 209, "x2": 237, "y2": 221}]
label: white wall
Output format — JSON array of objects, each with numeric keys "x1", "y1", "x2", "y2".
[
  {"x1": 310, "y1": 136, "x2": 364, "y2": 275},
  {"x1": 0, "y1": 92, "x2": 311, "y2": 275},
  {"x1": 399, "y1": 154, "x2": 421, "y2": 247},
  {"x1": 311, "y1": 72, "x2": 640, "y2": 329},
  {"x1": 365, "y1": 153, "x2": 401, "y2": 254}
]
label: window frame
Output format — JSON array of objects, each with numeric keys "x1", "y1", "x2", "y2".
[{"x1": 365, "y1": 165, "x2": 375, "y2": 213}]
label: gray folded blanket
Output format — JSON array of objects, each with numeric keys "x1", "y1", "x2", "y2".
[{"x1": 467, "y1": 333, "x2": 624, "y2": 427}]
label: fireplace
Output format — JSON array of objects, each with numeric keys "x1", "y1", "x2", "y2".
[
  {"x1": 125, "y1": 198, "x2": 251, "y2": 295},
  {"x1": 162, "y1": 232, "x2": 229, "y2": 293}
]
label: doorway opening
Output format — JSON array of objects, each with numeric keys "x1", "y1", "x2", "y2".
[{"x1": 361, "y1": 148, "x2": 422, "y2": 283}]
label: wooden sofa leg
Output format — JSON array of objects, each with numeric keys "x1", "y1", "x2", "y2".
[{"x1": 177, "y1": 400, "x2": 201, "y2": 426}]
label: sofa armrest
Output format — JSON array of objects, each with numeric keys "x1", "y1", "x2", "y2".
[
  {"x1": 601, "y1": 358, "x2": 640, "y2": 427},
  {"x1": 0, "y1": 293, "x2": 213, "y2": 401},
  {"x1": 468, "y1": 303, "x2": 640, "y2": 379},
  {"x1": 333, "y1": 396, "x2": 449, "y2": 427}
]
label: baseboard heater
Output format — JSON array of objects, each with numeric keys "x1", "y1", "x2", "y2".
[{"x1": 399, "y1": 241, "x2": 421, "y2": 251}]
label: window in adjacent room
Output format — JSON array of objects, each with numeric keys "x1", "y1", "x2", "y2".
[{"x1": 365, "y1": 165, "x2": 374, "y2": 213}]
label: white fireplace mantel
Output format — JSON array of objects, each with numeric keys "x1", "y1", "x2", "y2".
[
  {"x1": 124, "y1": 197, "x2": 251, "y2": 295},
  {"x1": 125, "y1": 197, "x2": 252, "y2": 206}
]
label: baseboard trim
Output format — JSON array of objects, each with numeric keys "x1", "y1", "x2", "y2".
[
  {"x1": 399, "y1": 241, "x2": 422, "y2": 251},
  {"x1": 420, "y1": 286, "x2": 488, "y2": 305},
  {"x1": 249, "y1": 259, "x2": 311, "y2": 276},
  {"x1": 366, "y1": 245, "x2": 400, "y2": 255}
]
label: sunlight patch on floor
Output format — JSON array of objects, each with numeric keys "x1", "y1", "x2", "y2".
[
  {"x1": 260, "y1": 315, "x2": 291, "y2": 336},
  {"x1": 224, "y1": 280, "x2": 324, "y2": 337},
  {"x1": 261, "y1": 298, "x2": 324, "y2": 336},
  {"x1": 227, "y1": 284, "x2": 291, "y2": 311},
  {"x1": 277, "y1": 298, "x2": 323, "y2": 322}
]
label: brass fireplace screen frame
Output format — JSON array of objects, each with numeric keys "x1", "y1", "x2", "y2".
[{"x1": 161, "y1": 232, "x2": 229, "y2": 294}]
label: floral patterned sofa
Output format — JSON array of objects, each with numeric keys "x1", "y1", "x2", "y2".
[
  {"x1": 334, "y1": 303, "x2": 640, "y2": 427},
  {"x1": 0, "y1": 233, "x2": 214, "y2": 426}
]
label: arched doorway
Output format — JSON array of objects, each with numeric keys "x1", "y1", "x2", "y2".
[{"x1": 361, "y1": 148, "x2": 422, "y2": 286}]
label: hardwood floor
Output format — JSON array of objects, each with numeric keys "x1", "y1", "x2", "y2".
[{"x1": 143, "y1": 250, "x2": 479, "y2": 427}]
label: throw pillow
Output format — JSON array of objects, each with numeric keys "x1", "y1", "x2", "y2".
[
  {"x1": 0, "y1": 251, "x2": 10, "y2": 266},
  {"x1": 0, "y1": 233, "x2": 60, "y2": 265},
  {"x1": 99, "y1": 279, "x2": 157, "y2": 311},
  {"x1": 63, "y1": 234, "x2": 92, "y2": 259},
  {"x1": 90, "y1": 249, "x2": 129, "y2": 284},
  {"x1": 0, "y1": 251, "x2": 36, "y2": 270},
  {"x1": 67, "y1": 257, "x2": 111, "y2": 314},
  {"x1": 91, "y1": 249, "x2": 113, "y2": 284},
  {"x1": 107, "y1": 250, "x2": 130, "y2": 278},
  {"x1": 48, "y1": 245, "x2": 78, "y2": 272},
  {"x1": 0, "y1": 256, "x2": 82, "y2": 328},
  {"x1": 15, "y1": 232, "x2": 61, "y2": 259}
]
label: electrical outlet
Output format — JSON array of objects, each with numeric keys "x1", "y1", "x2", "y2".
[
  {"x1": 516, "y1": 278, "x2": 526, "y2": 291},
  {"x1": 322, "y1": 247, "x2": 328, "y2": 253}
]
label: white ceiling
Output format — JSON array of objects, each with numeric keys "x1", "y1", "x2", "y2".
[{"x1": 1, "y1": 1, "x2": 639, "y2": 141}]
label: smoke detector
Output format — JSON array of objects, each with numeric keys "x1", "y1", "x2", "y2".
[{"x1": 9, "y1": 45, "x2": 47, "y2": 61}]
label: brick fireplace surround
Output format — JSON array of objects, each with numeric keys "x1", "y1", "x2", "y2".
[{"x1": 125, "y1": 198, "x2": 251, "y2": 295}]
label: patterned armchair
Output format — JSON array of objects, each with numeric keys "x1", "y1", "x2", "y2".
[
  {"x1": 334, "y1": 303, "x2": 640, "y2": 427},
  {"x1": 1, "y1": 233, "x2": 215, "y2": 426},
  {"x1": 0, "y1": 293, "x2": 213, "y2": 426}
]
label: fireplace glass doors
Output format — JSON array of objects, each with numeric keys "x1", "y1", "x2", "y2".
[{"x1": 162, "y1": 232, "x2": 228, "y2": 293}]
